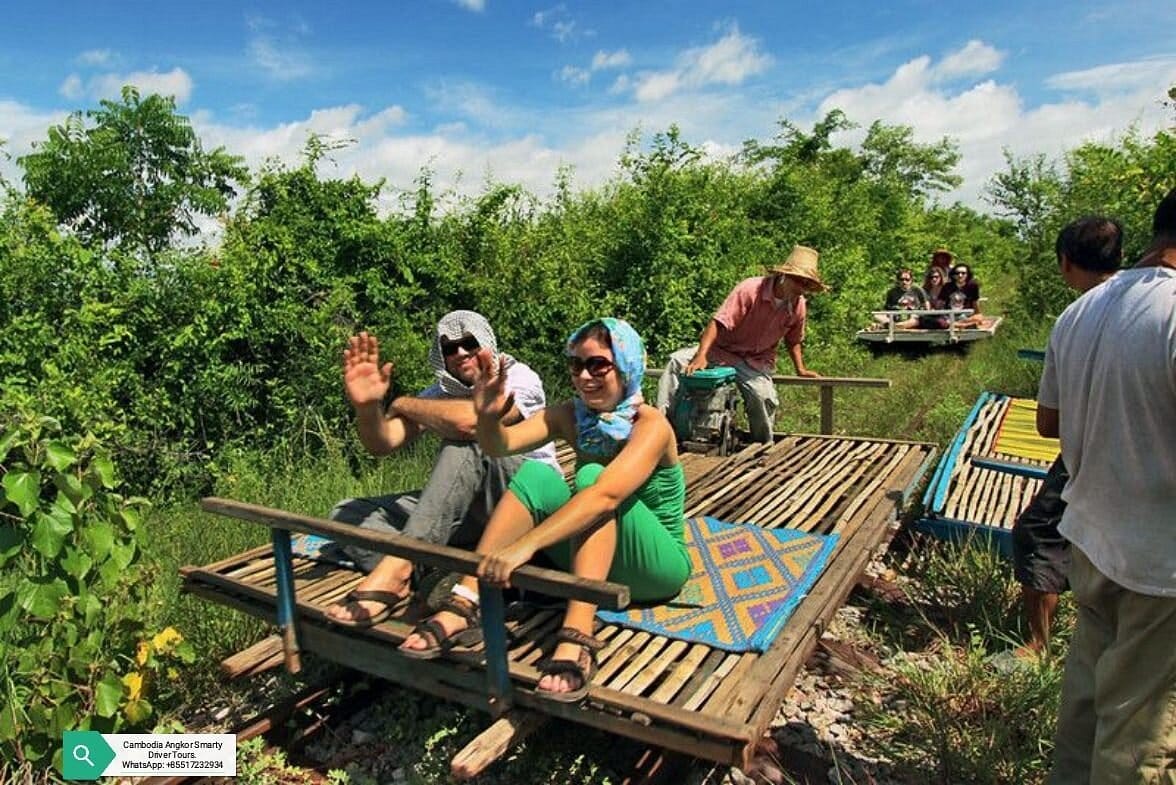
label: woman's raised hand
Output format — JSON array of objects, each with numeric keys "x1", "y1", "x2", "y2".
[
  {"x1": 343, "y1": 332, "x2": 392, "y2": 407},
  {"x1": 472, "y1": 348, "x2": 515, "y2": 420}
]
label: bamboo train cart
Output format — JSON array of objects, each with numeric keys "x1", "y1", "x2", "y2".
[
  {"x1": 854, "y1": 309, "x2": 1003, "y2": 345},
  {"x1": 184, "y1": 434, "x2": 936, "y2": 773},
  {"x1": 916, "y1": 391, "x2": 1057, "y2": 555}
]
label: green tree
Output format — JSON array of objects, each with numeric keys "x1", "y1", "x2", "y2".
[{"x1": 20, "y1": 87, "x2": 246, "y2": 258}]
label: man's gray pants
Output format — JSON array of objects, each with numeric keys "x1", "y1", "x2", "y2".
[
  {"x1": 655, "y1": 345, "x2": 779, "y2": 444},
  {"x1": 328, "y1": 440, "x2": 525, "y2": 574}
]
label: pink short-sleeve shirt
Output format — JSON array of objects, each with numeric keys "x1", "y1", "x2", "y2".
[{"x1": 708, "y1": 276, "x2": 807, "y2": 372}]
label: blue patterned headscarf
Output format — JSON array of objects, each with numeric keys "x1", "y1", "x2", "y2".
[{"x1": 567, "y1": 318, "x2": 646, "y2": 457}]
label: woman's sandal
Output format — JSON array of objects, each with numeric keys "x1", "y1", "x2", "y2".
[
  {"x1": 399, "y1": 593, "x2": 483, "y2": 661},
  {"x1": 534, "y1": 627, "x2": 604, "y2": 704},
  {"x1": 326, "y1": 589, "x2": 409, "y2": 628}
]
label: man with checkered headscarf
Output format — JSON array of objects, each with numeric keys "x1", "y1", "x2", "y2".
[{"x1": 325, "y1": 311, "x2": 559, "y2": 627}]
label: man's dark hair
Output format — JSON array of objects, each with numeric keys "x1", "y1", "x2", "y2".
[
  {"x1": 1153, "y1": 187, "x2": 1176, "y2": 241},
  {"x1": 1055, "y1": 216, "x2": 1123, "y2": 272}
]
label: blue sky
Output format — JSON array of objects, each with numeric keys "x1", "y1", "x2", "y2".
[{"x1": 1, "y1": 0, "x2": 1173, "y2": 209}]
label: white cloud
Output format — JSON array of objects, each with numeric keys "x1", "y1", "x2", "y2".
[
  {"x1": 245, "y1": 15, "x2": 315, "y2": 80},
  {"x1": 591, "y1": 49, "x2": 631, "y2": 71},
  {"x1": 59, "y1": 74, "x2": 84, "y2": 100},
  {"x1": 55, "y1": 68, "x2": 195, "y2": 104},
  {"x1": 451, "y1": 0, "x2": 485, "y2": 11},
  {"x1": 76, "y1": 49, "x2": 115, "y2": 67},
  {"x1": 558, "y1": 66, "x2": 590, "y2": 87},
  {"x1": 934, "y1": 39, "x2": 1004, "y2": 81},
  {"x1": 248, "y1": 35, "x2": 314, "y2": 81},
  {"x1": 634, "y1": 72, "x2": 681, "y2": 103},
  {"x1": 95, "y1": 68, "x2": 194, "y2": 103},
  {"x1": 0, "y1": 100, "x2": 69, "y2": 186},
  {"x1": 627, "y1": 25, "x2": 772, "y2": 102},
  {"x1": 817, "y1": 42, "x2": 1176, "y2": 204},
  {"x1": 530, "y1": 4, "x2": 589, "y2": 43},
  {"x1": 531, "y1": 6, "x2": 563, "y2": 27},
  {"x1": 1046, "y1": 56, "x2": 1176, "y2": 96},
  {"x1": 425, "y1": 81, "x2": 519, "y2": 129}
]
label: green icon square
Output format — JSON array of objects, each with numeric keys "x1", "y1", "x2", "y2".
[{"x1": 62, "y1": 730, "x2": 115, "y2": 781}]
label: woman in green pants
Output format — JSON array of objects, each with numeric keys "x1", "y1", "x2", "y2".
[{"x1": 400, "y1": 318, "x2": 690, "y2": 702}]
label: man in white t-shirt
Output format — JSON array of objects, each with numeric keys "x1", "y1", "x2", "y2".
[
  {"x1": 325, "y1": 310, "x2": 558, "y2": 627},
  {"x1": 1038, "y1": 189, "x2": 1176, "y2": 784}
]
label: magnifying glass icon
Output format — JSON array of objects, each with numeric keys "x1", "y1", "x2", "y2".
[{"x1": 73, "y1": 744, "x2": 95, "y2": 767}]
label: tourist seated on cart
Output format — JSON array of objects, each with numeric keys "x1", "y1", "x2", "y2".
[
  {"x1": 323, "y1": 312, "x2": 558, "y2": 627},
  {"x1": 917, "y1": 265, "x2": 951, "y2": 328},
  {"x1": 941, "y1": 263, "x2": 990, "y2": 328},
  {"x1": 872, "y1": 267, "x2": 929, "y2": 329},
  {"x1": 400, "y1": 318, "x2": 691, "y2": 704}
]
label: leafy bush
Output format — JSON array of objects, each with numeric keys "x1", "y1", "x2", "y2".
[{"x1": 0, "y1": 411, "x2": 156, "y2": 769}]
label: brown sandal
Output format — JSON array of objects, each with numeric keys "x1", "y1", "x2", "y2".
[
  {"x1": 535, "y1": 627, "x2": 604, "y2": 703},
  {"x1": 326, "y1": 589, "x2": 409, "y2": 628},
  {"x1": 399, "y1": 594, "x2": 482, "y2": 660}
]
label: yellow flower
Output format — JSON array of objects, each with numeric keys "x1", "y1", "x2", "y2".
[
  {"x1": 122, "y1": 671, "x2": 144, "y2": 701},
  {"x1": 151, "y1": 627, "x2": 183, "y2": 653},
  {"x1": 135, "y1": 641, "x2": 150, "y2": 667}
]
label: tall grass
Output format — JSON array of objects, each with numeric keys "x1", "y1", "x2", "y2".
[{"x1": 854, "y1": 537, "x2": 1068, "y2": 784}]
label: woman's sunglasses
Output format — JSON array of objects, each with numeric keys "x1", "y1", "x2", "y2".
[
  {"x1": 440, "y1": 335, "x2": 480, "y2": 356},
  {"x1": 568, "y1": 355, "x2": 615, "y2": 377}
]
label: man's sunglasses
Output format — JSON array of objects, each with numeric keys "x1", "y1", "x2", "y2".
[
  {"x1": 568, "y1": 355, "x2": 615, "y2": 377},
  {"x1": 952, "y1": 270, "x2": 968, "y2": 277},
  {"x1": 440, "y1": 335, "x2": 480, "y2": 356}
]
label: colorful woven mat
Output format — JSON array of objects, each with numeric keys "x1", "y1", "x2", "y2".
[
  {"x1": 993, "y1": 398, "x2": 1060, "y2": 463},
  {"x1": 597, "y1": 516, "x2": 839, "y2": 653}
]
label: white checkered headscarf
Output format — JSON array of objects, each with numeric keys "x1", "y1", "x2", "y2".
[{"x1": 427, "y1": 310, "x2": 514, "y2": 397}]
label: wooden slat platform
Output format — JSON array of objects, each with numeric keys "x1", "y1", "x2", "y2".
[
  {"x1": 181, "y1": 434, "x2": 934, "y2": 768},
  {"x1": 918, "y1": 392, "x2": 1053, "y2": 551}
]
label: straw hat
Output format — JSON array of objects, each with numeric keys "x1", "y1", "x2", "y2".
[{"x1": 768, "y1": 245, "x2": 828, "y2": 291}]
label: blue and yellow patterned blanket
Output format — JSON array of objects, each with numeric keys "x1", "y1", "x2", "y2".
[{"x1": 597, "y1": 516, "x2": 839, "y2": 653}]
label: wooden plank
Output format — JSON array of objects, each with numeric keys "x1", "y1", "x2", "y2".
[
  {"x1": 220, "y1": 634, "x2": 284, "y2": 679},
  {"x1": 820, "y1": 385, "x2": 834, "y2": 435},
  {"x1": 681, "y1": 654, "x2": 741, "y2": 711},
  {"x1": 190, "y1": 543, "x2": 273, "y2": 576},
  {"x1": 645, "y1": 369, "x2": 890, "y2": 389},
  {"x1": 200, "y1": 497, "x2": 629, "y2": 609},
  {"x1": 621, "y1": 640, "x2": 689, "y2": 697},
  {"x1": 607, "y1": 637, "x2": 669, "y2": 694},
  {"x1": 700, "y1": 653, "x2": 757, "y2": 713},
  {"x1": 450, "y1": 711, "x2": 548, "y2": 781},
  {"x1": 648, "y1": 644, "x2": 710, "y2": 704}
]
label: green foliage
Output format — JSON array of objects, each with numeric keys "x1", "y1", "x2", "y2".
[
  {"x1": 20, "y1": 87, "x2": 247, "y2": 258},
  {"x1": 236, "y1": 737, "x2": 321, "y2": 785},
  {"x1": 0, "y1": 411, "x2": 155, "y2": 768},
  {"x1": 986, "y1": 125, "x2": 1175, "y2": 320}
]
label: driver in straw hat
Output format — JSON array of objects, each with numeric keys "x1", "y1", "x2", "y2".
[{"x1": 655, "y1": 245, "x2": 826, "y2": 444}]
